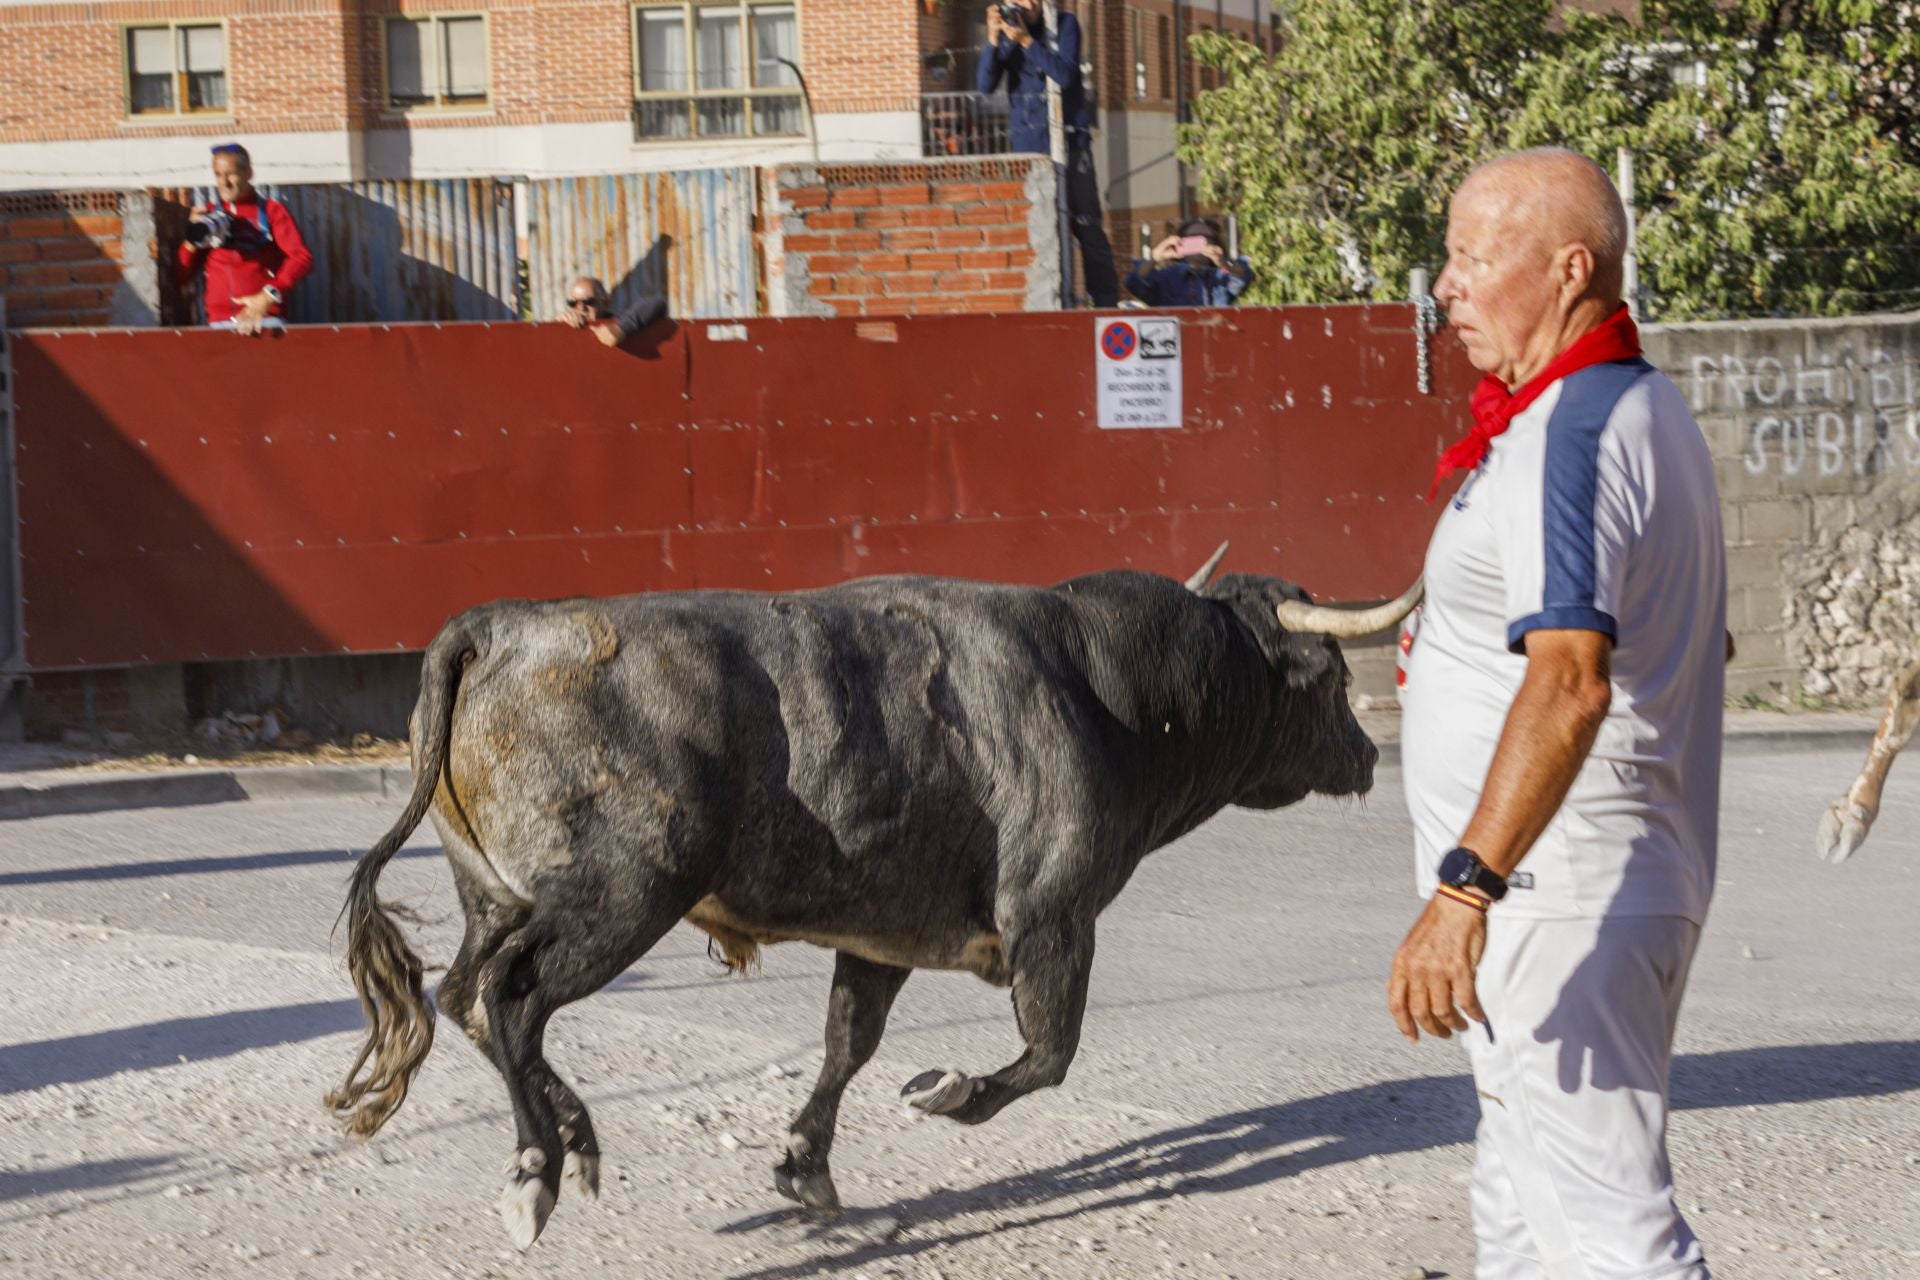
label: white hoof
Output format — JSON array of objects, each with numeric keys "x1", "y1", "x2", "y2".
[
  {"x1": 1816, "y1": 801, "x2": 1872, "y2": 863},
  {"x1": 562, "y1": 1149, "x2": 600, "y2": 1202},
  {"x1": 900, "y1": 1068, "x2": 974, "y2": 1116},
  {"x1": 498, "y1": 1175, "x2": 556, "y2": 1251}
]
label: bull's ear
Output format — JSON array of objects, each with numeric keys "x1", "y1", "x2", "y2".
[{"x1": 1280, "y1": 632, "x2": 1339, "y2": 691}]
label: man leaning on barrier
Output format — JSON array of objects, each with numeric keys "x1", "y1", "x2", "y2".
[
  {"x1": 554, "y1": 276, "x2": 667, "y2": 348},
  {"x1": 172, "y1": 143, "x2": 313, "y2": 336}
]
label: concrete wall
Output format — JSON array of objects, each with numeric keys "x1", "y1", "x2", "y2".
[{"x1": 1646, "y1": 310, "x2": 1920, "y2": 706}]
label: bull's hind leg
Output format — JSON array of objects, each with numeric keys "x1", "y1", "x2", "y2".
[
  {"x1": 481, "y1": 869, "x2": 701, "y2": 1250},
  {"x1": 440, "y1": 891, "x2": 603, "y2": 1202},
  {"x1": 902, "y1": 912, "x2": 1094, "y2": 1127},
  {"x1": 776, "y1": 952, "x2": 912, "y2": 1211},
  {"x1": 1818, "y1": 656, "x2": 1920, "y2": 862}
]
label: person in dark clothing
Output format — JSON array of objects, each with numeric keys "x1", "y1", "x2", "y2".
[
  {"x1": 977, "y1": 0, "x2": 1120, "y2": 308},
  {"x1": 1124, "y1": 218, "x2": 1256, "y2": 308},
  {"x1": 555, "y1": 275, "x2": 667, "y2": 347}
]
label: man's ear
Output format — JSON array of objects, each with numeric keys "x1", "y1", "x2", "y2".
[{"x1": 1557, "y1": 243, "x2": 1594, "y2": 301}]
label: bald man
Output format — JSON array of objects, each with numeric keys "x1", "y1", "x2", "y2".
[{"x1": 1392, "y1": 149, "x2": 1722, "y2": 1278}]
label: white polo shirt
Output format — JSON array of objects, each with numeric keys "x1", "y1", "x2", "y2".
[{"x1": 1401, "y1": 358, "x2": 1726, "y2": 924}]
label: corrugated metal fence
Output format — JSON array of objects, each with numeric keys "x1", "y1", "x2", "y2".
[
  {"x1": 180, "y1": 178, "x2": 521, "y2": 324},
  {"x1": 161, "y1": 170, "x2": 762, "y2": 325},
  {"x1": 525, "y1": 169, "x2": 760, "y2": 322}
]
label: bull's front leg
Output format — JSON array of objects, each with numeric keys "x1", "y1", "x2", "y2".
[
  {"x1": 1818, "y1": 656, "x2": 1920, "y2": 863},
  {"x1": 775, "y1": 951, "x2": 911, "y2": 1211},
  {"x1": 901, "y1": 913, "x2": 1093, "y2": 1126}
]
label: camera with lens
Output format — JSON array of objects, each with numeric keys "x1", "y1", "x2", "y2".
[
  {"x1": 184, "y1": 207, "x2": 237, "y2": 249},
  {"x1": 996, "y1": 3, "x2": 1026, "y2": 27}
]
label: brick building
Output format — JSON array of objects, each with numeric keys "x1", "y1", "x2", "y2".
[
  {"x1": 0, "y1": 2, "x2": 1264, "y2": 244},
  {"x1": 0, "y1": 0, "x2": 926, "y2": 190}
]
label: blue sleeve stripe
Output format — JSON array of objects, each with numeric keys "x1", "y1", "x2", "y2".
[
  {"x1": 1508, "y1": 606, "x2": 1619, "y2": 654},
  {"x1": 1538, "y1": 358, "x2": 1650, "y2": 634}
]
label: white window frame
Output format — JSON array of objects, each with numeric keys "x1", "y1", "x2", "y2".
[
  {"x1": 382, "y1": 13, "x2": 492, "y2": 113},
  {"x1": 632, "y1": 1, "x2": 806, "y2": 143},
  {"x1": 122, "y1": 21, "x2": 230, "y2": 120}
]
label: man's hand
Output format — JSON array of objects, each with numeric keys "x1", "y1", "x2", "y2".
[
  {"x1": 1151, "y1": 235, "x2": 1182, "y2": 264},
  {"x1": 1202, "y1": 243, "x2": 1227, "y2": 268},
  {"x1": 1006, "y1": 17, "x2": 1034, "y2": 47},
  {"x1": 1387, "y1": 893, "x2": 1488, "y2": 1042},
  {"x1": 557, "y1": 307, "x2": 589, "y2": 329},
  {"x1": 231, "y1": 291, "x2": 274, "y2": 337},
  {"x1": 985, "y1": 5, "x2": 1005, "y2": 41},
  {"x1": 592, "y1": 322, "x2": 623, "y2": 348}
]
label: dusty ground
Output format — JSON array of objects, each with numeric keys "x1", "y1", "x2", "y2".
[{"x1": 0, "y1": 748, "x2": 1916, "y2": 1279}]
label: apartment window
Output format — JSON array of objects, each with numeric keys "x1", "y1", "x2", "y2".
[
  {"x1": 635, "y1": 2, "x2": 803, "y2": 141},
  {"x1": 1130, "y1": 9, "x2": 1147, "y2": 101},
  {"x1": 385, "y1": 15, "x2": 490, "y2": 110},
  {"x1": 126, "y1": 23, "x2": 228, "y2": 117},
  {"x1": 1155, "y1": 14, "x2": 1171, "y2": 100}
]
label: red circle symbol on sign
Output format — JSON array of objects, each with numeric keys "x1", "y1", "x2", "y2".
[{"x1": 1100, "y1": 321, "x2": 1137, "y2": 361}]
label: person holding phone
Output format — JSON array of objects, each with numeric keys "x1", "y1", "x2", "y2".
[{"x1": 1123, "y1": 218, "x2": 1255, "y2": 308}]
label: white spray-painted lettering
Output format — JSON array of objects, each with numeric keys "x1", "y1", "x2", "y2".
[{"x1": 1691, "y1": 348, "x2": 1919, "y2": 478}]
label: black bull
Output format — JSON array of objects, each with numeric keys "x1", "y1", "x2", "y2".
[{"x1": 327, "y1": 560, "x2": 1398, "y2": 1248}]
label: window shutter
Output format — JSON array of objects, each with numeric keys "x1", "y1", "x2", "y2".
[
  {"x1": 129, "y1": 27, "x2": 173, "y2": 76},
  {"x1": 387, "y1": 18, "x2": 432, "y2": 102},
  {"x1": 639, "y1": 9, "x2": 689, "y2": 93},
  {"x1": 442, "y1": 17, "x2": 488, "y2": 99},
  {"x1": 751, "y1": 5, "x2": 797, "y2": 88},
  {"x1": 182, "y1": 25, "x2": 225, "y2": 74},
  {"x1": 696, "y1": 6, "x2": 745, "y2": 91}
]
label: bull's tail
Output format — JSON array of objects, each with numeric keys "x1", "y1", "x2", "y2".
[{"x1": 325, "y1": 620, "x2": 476, "y2": 1139}]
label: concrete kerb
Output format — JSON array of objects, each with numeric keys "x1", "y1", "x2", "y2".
[
  {"x1": 0, "y1": 716, "x2": 1883, "y2": 824},
  {"x1": 0, "y1": 761, "x2": 411, "y2": 822}
]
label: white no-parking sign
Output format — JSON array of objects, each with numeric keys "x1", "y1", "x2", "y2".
[{"x1": 1095, "y1": 316, "x2": 1182, "y2": 429}]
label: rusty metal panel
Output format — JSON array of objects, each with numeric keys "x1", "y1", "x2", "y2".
[
  {"x1": 7, "y1": 307, "x2": 1477, "y2": 669},
  {"x1": 526, "y1": 169, "x2": 760, "y2": 321},
  {"x1": 179, "y1": 179, "x2": 519, "y2": 323}
]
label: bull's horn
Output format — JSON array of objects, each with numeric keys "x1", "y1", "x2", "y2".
[
  {"x1": 1183, "y1": 541, "x2": 1230, "y2": 592},
  {"x1": 1275, "y1": 577, "x2": 1425, "y2": 638}
]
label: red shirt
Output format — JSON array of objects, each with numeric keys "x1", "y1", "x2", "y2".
[{"x1": 174, "y1": 194, "x2": 314, "y2": 322}]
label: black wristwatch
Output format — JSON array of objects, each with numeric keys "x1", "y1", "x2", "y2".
[{"x1": 1437, "y1": 846, "x2": 1508, "y2": 901}]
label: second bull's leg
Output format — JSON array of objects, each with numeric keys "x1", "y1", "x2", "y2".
[
  {"x1": 1818, "y1": 656, "x2": 1920, "y2": 862},
  {"x1": 775, "y1": 951, "x2": 912, "y2": 1211},
  {"x1": 901, "y1": 913, "x2": 1094, "y2": 1127}
]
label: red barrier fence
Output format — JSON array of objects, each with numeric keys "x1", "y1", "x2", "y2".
[{"x1": 11, "y1": 307, "x2": 1476, "y2": 670}]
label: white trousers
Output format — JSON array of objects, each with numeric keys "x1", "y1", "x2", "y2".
[{"x1": 1465, "y1": 914, "x2": 1710, "y2": 1280}]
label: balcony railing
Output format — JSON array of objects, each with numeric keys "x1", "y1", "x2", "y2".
[{"x1": 921, "y1": 92, "x2": 1011, "y2": 157}]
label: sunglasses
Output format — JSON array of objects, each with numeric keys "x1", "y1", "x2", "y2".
[{"x1": 569, "y1": 296, "x2": 605, "y2": 309}]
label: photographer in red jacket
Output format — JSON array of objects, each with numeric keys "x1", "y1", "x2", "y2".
[{"x1": 174, "y1": 144, "x2": 313, "y2": 336}]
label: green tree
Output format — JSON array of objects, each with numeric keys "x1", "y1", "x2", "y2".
[{"x1": 1182, "y1": 0, "x2": 1920, "y2": 318}]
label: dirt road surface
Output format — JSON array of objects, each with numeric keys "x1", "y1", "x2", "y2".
[{"x1": 1, "y1": 749, "x2": 1915, "y2": 1278}]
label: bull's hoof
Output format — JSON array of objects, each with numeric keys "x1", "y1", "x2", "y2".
[
  {"x1": 1816, "y1": 801, "x2": 1872, "y2": 863},
  {"x1": 562, "y1": 1149, "x2": 600, "y2": 1202},
  {"x1": 498, "y1": 1173, "x2": 556, "y2": 1251},
  {"x1": 900, "y1": 1068, "x2": 975, "y2": 1117},
  {"x1": 773, "y1": 1157, "x2": 840, "y2": 1212}
]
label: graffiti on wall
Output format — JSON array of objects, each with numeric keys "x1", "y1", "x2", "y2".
[{"x1": 1688, "y1": 346, "x2": 1920, "y2": 478}]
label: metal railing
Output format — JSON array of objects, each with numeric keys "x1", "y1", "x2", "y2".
[{"x1": 921, "y1": 92, "x2": 1012, "y2": 157}]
